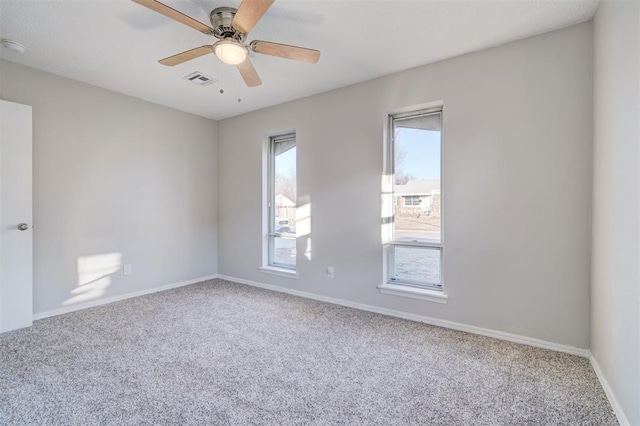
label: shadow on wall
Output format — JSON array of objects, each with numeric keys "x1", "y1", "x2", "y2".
[{"x1": 63, "y1": 253, "x2": 122, "y2": 306}]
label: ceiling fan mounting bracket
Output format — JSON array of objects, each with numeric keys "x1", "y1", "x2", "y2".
[{"x1": 210, "y1": 7, "x2": 246, "y2": 42}]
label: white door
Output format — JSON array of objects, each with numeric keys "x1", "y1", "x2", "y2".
[{"x1": 0, "y1": 100, "x2": 33, "y2": 333}]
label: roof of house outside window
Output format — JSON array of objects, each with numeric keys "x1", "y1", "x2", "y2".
[
  {"x1": 395, "y1": 179, "x2": 440, "y2": 196},
  {"x1": 275, "y1": 194, "x2": 295, "y2": 207}
]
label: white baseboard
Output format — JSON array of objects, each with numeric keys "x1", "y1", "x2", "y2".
[
  {"x1": 32, "y1": 274, "x2": 219, "y2": 321},
  {"x1": 216, "y1": 274, "x2": 590, "y2": 358},
  {"x1": 590, "y1": 355, "x2": 631, "y2": 426}
]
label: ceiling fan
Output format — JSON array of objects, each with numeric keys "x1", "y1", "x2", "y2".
[{"x1": 131, "y1": 0, "x2": 321, "y2": 87}]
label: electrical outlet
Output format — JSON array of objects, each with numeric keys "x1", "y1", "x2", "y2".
[
  {"x1": 123, "y1": 264, "x2": 132, "y2": 276},
  {"x1": 327, "y1": 266, "x2": 334, "y2": 278}
]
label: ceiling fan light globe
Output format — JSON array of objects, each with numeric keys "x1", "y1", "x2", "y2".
[{"x1": 213, "y1": 40, "x2": 247, "y2": 65}]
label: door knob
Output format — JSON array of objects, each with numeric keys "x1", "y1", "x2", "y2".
[{"x1": 17, "y1": 223, "x2": 29, "y2": 231}]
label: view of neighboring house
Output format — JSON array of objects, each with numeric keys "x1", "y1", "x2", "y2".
[
  {"x1": 275, "y1": 193, "x2": 295, "y2": 208},
  {"x1": 275, "y1": 193, "x2": 296, "y2": 226},
  {"x1": 394, "y1": 179, "x2": 441, "y2": 216}
]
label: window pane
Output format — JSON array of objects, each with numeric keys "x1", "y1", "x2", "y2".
[
  {"x1": 273, "y1": 236, "x2": 296, "y2": 267},
  {"x1": 393, "y1": 113, "x2": 441, "y2": 243},
  {"x1": 273, "y1": 145, "x2": 296, "y2": 235},
  {"x1": 270, "y1": 136, "x2": 296, "y2": 269},
  {"x1": 393, "y1": 246, "x2": 441, "y2": 286}
]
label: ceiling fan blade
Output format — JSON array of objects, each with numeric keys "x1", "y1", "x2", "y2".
[
  {"x1": 232, "y1": 0, "x2": 274, "y2": 34},
  {"x1": 158, "y1": 46, "x2": 213, "y2": 66},
  {"x1": 131, "y1": 0, "x2": 214, "y2": 35},
  {"x1": 236, "y1": 58, "x2": 262, "y2": 87},
  {"x1": 250, "y1": 40, "x2": 320, "y2": 64}
]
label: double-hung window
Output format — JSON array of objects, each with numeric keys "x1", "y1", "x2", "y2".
[
  {"x1": 386, "y1": 107, "x2": 443, "y2": 290},
  {"x1": 267, "y1": 133, "x2": 297, "y2": 270}
]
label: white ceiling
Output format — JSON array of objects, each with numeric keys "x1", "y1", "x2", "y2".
[{"x1": 0, "y1": 0, "x2": 598, "y2": 121}]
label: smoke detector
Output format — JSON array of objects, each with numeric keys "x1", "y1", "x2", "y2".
[{"x1": 1, "y1": 39, "x2": 27, "y2": 54}]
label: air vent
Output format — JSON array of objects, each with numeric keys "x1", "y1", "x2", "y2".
[{"x1": 183, "y1": 71, "x2": 217, "y2": 86}]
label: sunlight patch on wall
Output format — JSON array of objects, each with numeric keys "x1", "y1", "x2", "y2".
[
  {"x1": 297, "y1": 202, "x2": 311, "y2": 237},
  {"x1": 64, "y1": 253, "x2": 122, "y2": 306},
  {"x1": 381, "y1": 173, "x2": 394, "y2": 244},
  {"x1": 303, "y1": 238, "x2": 312, "y2": 261},
  {"x1": 297, "y1": 199, "x2": 312, "y2": 260}
]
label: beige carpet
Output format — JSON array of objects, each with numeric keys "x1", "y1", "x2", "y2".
[{"x1": 0, "y1": 279, "x2": 618, "y2": 425}]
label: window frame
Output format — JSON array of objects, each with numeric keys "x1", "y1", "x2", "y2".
[
  {"x1": 386, "y1": 106, "x2": 444, "y2": 291},
  {"x1": 267, "y1": 133, "x2": 297, "y2": 270}
]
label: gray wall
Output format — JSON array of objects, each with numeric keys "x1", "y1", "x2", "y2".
[
  {"x1": 218, "y1": 23, "x2": 593, "y2": 348},
  {"x1": 0, "y1": 59, "x2": 218, "y2": 315},
  {"x1": 591, "y1": 0, "x2": 640, "y2": 423}
]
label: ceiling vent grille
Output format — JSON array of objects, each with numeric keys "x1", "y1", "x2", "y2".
[{"x1": 183, "y1": 71, "x2": 217, "y2": 86}]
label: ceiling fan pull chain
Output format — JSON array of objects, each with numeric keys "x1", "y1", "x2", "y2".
[
  {"x1": 236, "y1": 71, "x2": 241, "y2": 103},
  {"x1": 220, "y1": 64, "x2": 225, "y2": 94}
]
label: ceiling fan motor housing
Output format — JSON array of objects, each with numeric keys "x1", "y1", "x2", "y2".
[{"x1": 210, "y1": 7, "x2": 245, "y2": 42}]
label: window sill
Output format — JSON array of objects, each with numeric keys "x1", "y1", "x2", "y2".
[
  {"x1": 259, "y1": 266, "x2": 298, "y2": 279},
  {"x1": 378, "y1": 283, "x2": 448, "y2": 304}
]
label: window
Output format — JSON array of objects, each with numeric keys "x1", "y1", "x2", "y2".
[
  {"x1": 267, "y1": 134, "x2": 297, "y2": 270},
  {"x1": 386, "y1": 107, "x2": 443, "y2": 290},
  {"x1": 403, "y1": 195, "x2": 421, "y2": 206}
]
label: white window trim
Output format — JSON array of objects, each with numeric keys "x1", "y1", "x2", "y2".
[
  {"x1": 383, "y1": 105, "x2": 445, "y2": 293},
  {"x1": 259, "y1": 266, "x2": 299, "y2": 279},
  {"x1": 263, "y1": 132, "x2": 297, "y2": 272},
  {"x1": 378, "y1": 283, "x2": 448, "y2": 303}
]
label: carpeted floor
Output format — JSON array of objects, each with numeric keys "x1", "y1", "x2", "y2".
[{"x1": 0, "y1": 279, "x2": 617, "y2": 425}]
